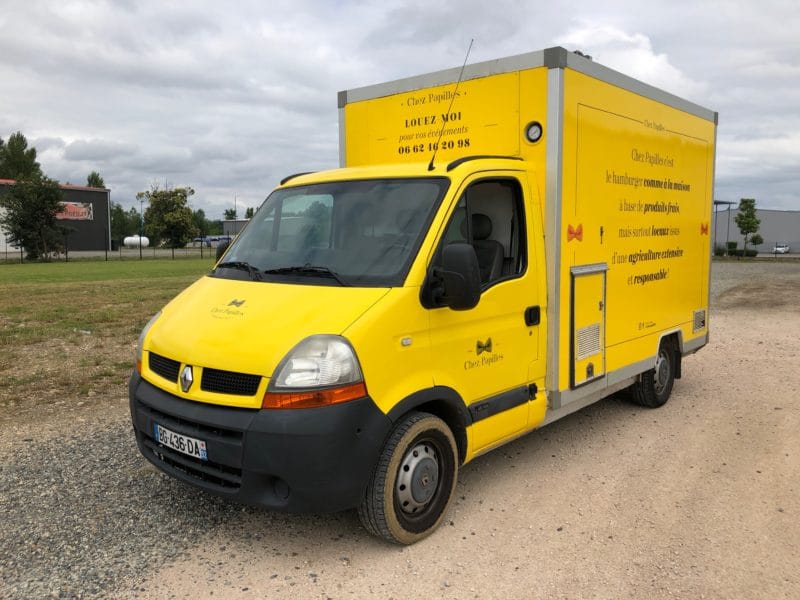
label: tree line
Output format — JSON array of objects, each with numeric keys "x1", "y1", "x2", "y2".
[
  {"x1": 0, "y1": 131, "x2": 242, "y2": 260},
  {"x1": 0, "y1": 132, "x2": 64, "y2": 259}
]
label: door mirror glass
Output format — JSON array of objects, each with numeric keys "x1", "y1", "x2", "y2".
[{"x1": 436, "y1": 242, "x2": 481, "y2": 310}]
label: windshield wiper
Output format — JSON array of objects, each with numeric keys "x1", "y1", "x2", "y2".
[
  {"x1": 215, "y1": 261, "x2": 263, "y2": 281},
  {"x1": 262, "y1": 265, "x2": 349, "y2": 286}
]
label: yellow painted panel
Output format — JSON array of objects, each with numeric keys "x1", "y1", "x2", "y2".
[
  {"x1": 572, "y1": 271, "x2": 605, "y2": 386},
  {"x1": 343, "y1": 68, "x2": 549, "y2": 167},
  {"x1": 141, "y1": 276, "x2": 390, "y2": 408},
  {"x1": 470, "y1": 404, "x2": 530, "y2": 454},
  {"x1": 557, "y1": 69, "x2": 714, "y2": 391}
]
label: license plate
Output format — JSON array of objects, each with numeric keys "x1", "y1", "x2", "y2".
[{"x1": 153, "y1": 423, "x2": 208, "y2": 461}]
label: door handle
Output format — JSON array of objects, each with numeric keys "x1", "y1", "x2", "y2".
[{"x1": 525, "y1": 306, "x2": 540, "y2": 326}]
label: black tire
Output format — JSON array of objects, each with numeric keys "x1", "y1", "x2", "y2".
[
  {"x1": 631, "y1": 341, "x2": 676, "y2": 408},
  {"x1": 358, "y1": 412, "x2": 458, "y2": 544}
]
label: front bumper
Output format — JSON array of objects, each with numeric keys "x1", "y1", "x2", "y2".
[{"x1": 129, "y1": 372, "x2": 392, "y2": 513}]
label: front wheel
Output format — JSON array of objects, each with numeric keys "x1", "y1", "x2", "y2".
[
  {"x1": 358, "y1": 412, "x2": 458, "y2": 544},
  {"x1": 631, "y1": 341, "x2": 676, "y2": 408}
]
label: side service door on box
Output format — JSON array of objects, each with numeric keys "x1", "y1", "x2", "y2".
[{"x1": 427, "y1": 174, "x2": 543, "y2": 453}]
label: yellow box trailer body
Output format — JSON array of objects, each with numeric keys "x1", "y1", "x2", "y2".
[
  {"x1": 129, "y1": 47, "x2": 716, "y2": 544},
  {"x1": 339, "y1": 46, "x2": 715, "y2": 417}
]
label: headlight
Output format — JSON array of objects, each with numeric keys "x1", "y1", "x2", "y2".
[
  {"x1": 264, "y1": 335, "x2": 366, "y2": 409},
  {"x1": 135, "y1": 311, "x2": 161, "y2": 372}
]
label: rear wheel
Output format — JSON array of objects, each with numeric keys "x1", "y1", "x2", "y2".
[
  {"x1": 631, "y1": 340, "x2": 676, "y2": 408},
  {"x1": 358, "y1": 412, "x2": 458, "y2": 544}
]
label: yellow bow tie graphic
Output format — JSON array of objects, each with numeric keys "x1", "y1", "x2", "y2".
[{"x1": 476, "y1": 338, "x2": 492, "y2": 355}]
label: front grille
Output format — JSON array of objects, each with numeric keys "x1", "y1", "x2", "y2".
[
  {"x1": 143, "y1": 438, "x2": 242, "y2": 489},
  {"x1": 148, "y1": 352, "x2": 261, "y2": 397},
  {"x1": 201, "y1": 368, "x2": 261, "y2": 396},
  {"x1": 137, "y1": 399, "x2": 245, "y2": 490},
  {"x1": 149, "y1": 353, "x2": 180, "y2": 382}
]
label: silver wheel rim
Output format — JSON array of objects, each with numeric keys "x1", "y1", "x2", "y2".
[
  {"x1": 654, "y1": 350, "x2": 670, "y2": 395},
  {"x1": 396, "y1": 441, "x2": 439, "y2": 515}
]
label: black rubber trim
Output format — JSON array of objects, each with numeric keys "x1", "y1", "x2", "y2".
[
  {"x1": 446, "y1": 155, "x2": 523, "y2": 172},
  {"x1": 385, "y1": 386, "x2": 470, "y2": 464},
  {"x1": 386, "y1": 386, "x2": 471, "y2": 426},
  {"x1": 468, "y1": 386, "x2": 529, "y2": 422},
  {"x1": 280, "y1": 172, "x2": 315, "y2": 185}
]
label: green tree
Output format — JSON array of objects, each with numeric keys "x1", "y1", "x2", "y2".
[
  {"x1": 87, "y1": 171, "x2": 105, "y2": 188},
  {"x1": 208, "y1": 219, "x2": 223, "y2": 235},
  {"x1": 128, "y1": 206, "x2": 143, "y2": 236},
  {"x1": 0, "y1": 176, "x2": 64, "y2": 260},
  {"x1": 192, "y1": 208, "x2": 213, "y2": 237},
  {"x1": 0, "y1": 131, "x2": 42, "y2": 180},
  {"x1": 223, "y1": 207, "x2": 237, "y2": 220},
  {"x1": 138, "y1": 186, "x2": 197, "y2": 253},
  {"x1": 735, "y1": 198, "x2": 760, "y2": 255},
  {"x1": 244, "y1": 206, "x2": 254, "y2": 219},
  {"x1": 110, "y1": 202, "x2": 142, "y2": 242},
  {"x1": 110, "y1": 202, "x2": 127, "y2": 242}
]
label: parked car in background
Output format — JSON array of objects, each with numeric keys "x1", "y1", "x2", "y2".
[
  {"x1": 772, "y1": 243, "x2": 790, "y2": 254},
  {"x1": 192, "y1": 236, "x2": 212, "y2": 247}
]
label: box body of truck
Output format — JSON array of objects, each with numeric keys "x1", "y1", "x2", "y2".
[
  {"x1": 340, "y1": 46, "x2": 716, "y2": 418},
  {"x1": 129, "y1": 47, "x2": 716, "y2": 544}
]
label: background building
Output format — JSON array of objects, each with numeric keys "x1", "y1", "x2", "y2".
[
  {"x1": 713, "y1": 205, "x2": 800, "y2": 253},
  {"x1": 0, "y1": 180, "x2": 111, "y2": 253},
  {"x1": 222, "y1": 218, "x2": 248, "y2": 237}
]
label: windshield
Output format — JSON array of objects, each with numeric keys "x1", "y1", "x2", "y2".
[{"x1": 214, "y1": 177, "x2": 449, "y2": 287}]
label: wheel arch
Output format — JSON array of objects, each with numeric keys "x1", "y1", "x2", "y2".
[
  {"x1": 657, "y1": 330, "x2": 683, "y2": 379},
  {"x1": 386, "y1": 386, "x2": 470, "y2": 464}
]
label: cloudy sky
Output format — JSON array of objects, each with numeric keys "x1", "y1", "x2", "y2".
[{"x1": 1, "y1": 0, "x2": 798, "y2": 217}]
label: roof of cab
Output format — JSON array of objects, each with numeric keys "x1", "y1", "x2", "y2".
[{"x1": 279, "y1": 156, "x2": 526, "y2": 187}]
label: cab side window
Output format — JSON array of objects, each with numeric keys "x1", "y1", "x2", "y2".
[{"x1": 436, "y1": 179, "x2": 526, "y2": 287}]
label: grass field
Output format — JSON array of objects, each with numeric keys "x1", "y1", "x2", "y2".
[{"x1": 0, "y1": 258, "x2": 215, "y2": 418}]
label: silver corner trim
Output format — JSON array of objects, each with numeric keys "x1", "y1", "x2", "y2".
[
  {"x1": 543, "y1": 46, "x2": 569, "y2": 69},
  {"x1": 341, "y1": 50, "x2": 547, "y2": 104},
  {"x1": 570, "y1": 262, "x2": 609, "y2": 276},
  {"x1": 683, "y1": 334, "x2": 708, "y2": 355},
  {"x1": 338, "y1": 108, "x2": 347, "y2": 168},
  {"x1": 563, "y1": 52, "x2": 716, "y2": 123},
  {"x1": 544, "y1": 65, "x2": 565, "y2": 397}
]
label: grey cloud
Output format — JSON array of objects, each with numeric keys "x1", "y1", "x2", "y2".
[
  {"x1": 64, "y1": 139, "x2": 138, "y2": 161},
  {"x1": 1, "y1": 0, "x2": 798, "y2": 215}
]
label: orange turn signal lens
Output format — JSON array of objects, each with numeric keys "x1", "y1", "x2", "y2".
[{"x1": 262, "y1": 382, "x2": 367, "y2": 409}]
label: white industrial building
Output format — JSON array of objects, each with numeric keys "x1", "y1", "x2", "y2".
[{"x1": 713, "y1": 205, "x2": 800, "y2": 254}]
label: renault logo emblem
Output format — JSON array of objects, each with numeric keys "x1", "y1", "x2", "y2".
[{"x1": 180, "y1": 365, "x2": 194, "y2": 392}]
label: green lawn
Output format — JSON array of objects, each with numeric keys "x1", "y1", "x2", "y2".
[
  {"x1": 0, "y1": 257, "x2": 214, "y2": 284},
  {"x1": 0, "y1": 258, "x2": 215, "y2": 417}
]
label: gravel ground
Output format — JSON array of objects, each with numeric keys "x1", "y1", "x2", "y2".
[
  {"x1": 0, "y1": 407, "x2": 251, "y2": 598},
  {"x1": 1, "y1": 259, "x2": 798, "y2": 599}
]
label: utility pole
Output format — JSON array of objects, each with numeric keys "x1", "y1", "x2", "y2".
[{"x1": 139, "y1": 198, "x2": 144, "y2": 261}]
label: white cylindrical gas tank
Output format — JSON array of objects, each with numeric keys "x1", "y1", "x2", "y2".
[{"x1": 123, "y1": 235, "x2": 150, "y2": 248}]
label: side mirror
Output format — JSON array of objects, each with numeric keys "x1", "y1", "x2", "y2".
[
  {"x1": 422, "y1": 242, "x2": 481, "y2": 310},
  {"x1": 215, "y1": 240, "x2": 230, "y2": 261}
]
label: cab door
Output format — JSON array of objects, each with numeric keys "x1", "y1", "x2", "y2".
[{"x1": 426, "y1": 174, "x2": 543, "y2": 454}]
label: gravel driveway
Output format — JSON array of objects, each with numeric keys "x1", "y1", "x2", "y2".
[{"x1": 2, "y1": 260, "x2": 799, "y2": 599}]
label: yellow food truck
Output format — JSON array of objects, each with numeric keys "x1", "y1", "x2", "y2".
[{"x1": 130, "y1": 47, "x2": 717, "y2": 543}]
